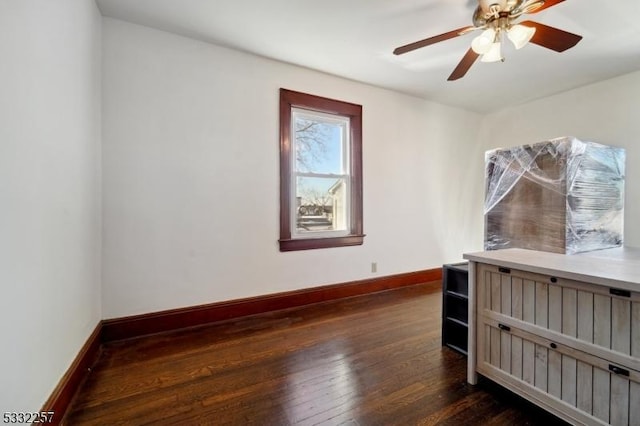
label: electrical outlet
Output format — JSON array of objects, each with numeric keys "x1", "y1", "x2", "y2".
[{"x1": 371, "y1": 262, "x2": 377, "y2": 273}]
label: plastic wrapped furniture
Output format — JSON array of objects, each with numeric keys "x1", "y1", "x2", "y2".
[{"x1": 484, "y1": 137, "x2": 625, "y2": 254}]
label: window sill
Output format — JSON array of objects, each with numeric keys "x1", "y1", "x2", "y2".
[{"x1": 279, "y1": 234, "x2": 365, "y2": 252}]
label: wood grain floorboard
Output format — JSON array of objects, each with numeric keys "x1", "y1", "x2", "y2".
[{"x1": 64, "y1": 283, "x2": 568, "y2": 425}]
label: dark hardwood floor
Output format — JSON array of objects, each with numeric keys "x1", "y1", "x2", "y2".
[{"x1": 65, "y1": 283, "x2": 567, "y2": 425}]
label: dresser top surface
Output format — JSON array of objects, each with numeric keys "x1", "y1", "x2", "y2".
[{"x1": 463, "y1": 247, "x2": 640, "y2": 290}]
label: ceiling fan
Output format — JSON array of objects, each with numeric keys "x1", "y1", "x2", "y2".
[{"x1": 393, "y1": 0, "x2": 582, "y2": 80}]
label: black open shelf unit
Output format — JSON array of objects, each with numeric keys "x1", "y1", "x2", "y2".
[{"x1": 442, "y1": 262, "x2": 469, "y2": 355}]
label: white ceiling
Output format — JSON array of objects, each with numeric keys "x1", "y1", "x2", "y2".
[{"x1": 95, "y1": 0, "x2": 640, "y2": 113}]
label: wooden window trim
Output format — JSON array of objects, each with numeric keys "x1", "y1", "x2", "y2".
[{"x1": 279, "y1": 88, "x2": 364, "y2": 251}]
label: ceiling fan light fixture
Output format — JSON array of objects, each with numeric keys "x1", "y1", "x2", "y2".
[
  {"x1": 507, "y1": 24, "x2": 536, "y2": 49},
  {"x1": 392, "y1": 0, "x2": 582, "y2": 81},
  {"x1": 479, "y1": 0, "x2": 508, "y2": 13},
  {"x1": 471, "y1": 28, "x2": 496, "y2": 54},
  {"x1": 481, "y1": 42, "x2": 503, "y2": 62}
]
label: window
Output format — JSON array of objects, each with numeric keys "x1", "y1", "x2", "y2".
[{"x1": 279, "y1": 89, "x2": 364, "y2": 251}]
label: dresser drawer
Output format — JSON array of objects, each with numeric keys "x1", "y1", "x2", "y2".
[
  {"x1": 477, "y1": 263, "x2": 640, "y2": 360},
  {"x1": 478, "y1": 317, "x2": 640, "y2": 426}
]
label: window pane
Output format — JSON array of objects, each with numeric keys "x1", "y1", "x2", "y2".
[
  {"x1": 294, "y1": 114, "x2": 346, "y2": 174},
  {"x1": 295, "y1": 176, "x2": 348, "y2": 234}
]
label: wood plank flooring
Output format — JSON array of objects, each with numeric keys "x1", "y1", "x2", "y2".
[{"x1": 65, "y1": 283, "x2": 567, "y2": 425}]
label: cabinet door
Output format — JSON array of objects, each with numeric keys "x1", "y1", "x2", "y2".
[{"x1": 478, "y1": 318, "x2": 640, "y2": 426}]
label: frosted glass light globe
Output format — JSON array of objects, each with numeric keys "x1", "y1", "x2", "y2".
[
  {"x1": 471, "y1": 28, "x2": 496, "y2": 54},
  {"x1": 481, "y1": 42, "x2": 503, "y2": 63},
  {"x1": 508, "y1": 24, "x2": 536, "y2": 49}
]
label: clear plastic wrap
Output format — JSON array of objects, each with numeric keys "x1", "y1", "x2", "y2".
[{"x1": 484, "y1": 137, "x2": 625, "y2": 254}]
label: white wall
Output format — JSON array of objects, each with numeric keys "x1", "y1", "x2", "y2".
[
  {"x1": 479, "y1": 70, "x2": 640, "y2": 247},
  {"x1": 0, "y1": 0, "x2": 102, "y2": 413},
  {"x1": 101, "y1": 18, "x2": 483, "y2": 318}
]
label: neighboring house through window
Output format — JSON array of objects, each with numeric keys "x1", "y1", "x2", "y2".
[{"x1": 279, "y1": 89, "x2": 364, "y2": 251}]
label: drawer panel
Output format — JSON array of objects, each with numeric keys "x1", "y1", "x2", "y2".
[
  {"x1": 478, "y1": 318, "x2": 640, "y2": 426},
  {"x1": 478, "y1": 264, "x2": 640, "y2": 359}
]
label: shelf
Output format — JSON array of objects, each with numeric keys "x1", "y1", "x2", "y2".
[
  {"x1": 445, "y1": 290, "x2": 468, "y2": 300},
  {"x1": 445, "y1": 317, "x2": 468, "y2": 328},
  {"x1": 445, "y1": 262, "x2": 469, "y2": 272},
  {"x1": 445, "y1": 343, "x2": 468, "y2": 356}
]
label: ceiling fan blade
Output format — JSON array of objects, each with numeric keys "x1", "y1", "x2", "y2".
[
  {"x1": 520, "y1": 20, "x2": 582, "y2": 52},
  {"x1": 448, "y1": 48, "x2": 480, "y2": 81},
  {"x1": 393, "y1": 27, "x2": 474, "y2": 55},
  {"x1": 526, "y1": 0, "x2": 565, "y2": 13}
]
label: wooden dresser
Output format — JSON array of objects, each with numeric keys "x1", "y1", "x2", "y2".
[{"x1": 463, "y1": 248, "x2": 640, "y2": 426}]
